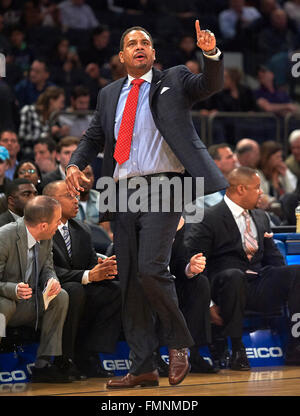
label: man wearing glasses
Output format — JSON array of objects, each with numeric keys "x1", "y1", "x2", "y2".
[{"x1": 43, "y1": 180, "x2": 122, "y2": 380}]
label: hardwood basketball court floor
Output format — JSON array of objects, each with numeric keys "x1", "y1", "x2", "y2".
[{"x1": 1, "y1": 366, "x2": 300, "y2": 396}]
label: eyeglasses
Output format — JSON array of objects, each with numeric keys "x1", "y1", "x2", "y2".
[
  {"x1": 56, "y1": 193, "x2": 79, "y2": 200},
  {"x1": 19, "y1": 169, "x2": 36, "y2": 174}
]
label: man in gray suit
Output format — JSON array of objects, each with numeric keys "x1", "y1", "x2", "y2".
[{"x1": 0, "y1": 195, "x2": 71, "y2": 383}]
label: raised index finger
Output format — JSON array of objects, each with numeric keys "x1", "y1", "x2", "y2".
[{"x1": 195, "y1": 19, "x2": 201, "y2": 38}]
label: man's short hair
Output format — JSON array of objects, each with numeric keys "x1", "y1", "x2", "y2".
[
  {"x1": 34, "y1": 137, "x2": 57, "y2": 153},
  {"x1": 0, "y1": 129, "x2": 18, "y2": 139},
  {"x1": 120, "y1": 26, "x2": 153, "y2": 51},
  {"x1": 71, "y1": 85, "x2": 90, "y2": 99},
  {"x1": 208, "y1": 143, "x2": 231, "y2": 160},
  {"x1": 56, "y1": 136, "x2": 80, "y2": 153},
  {"x1": 24, "y1": 195, "x2": 60, "y2": 226},
  {"x1": 5, "y1": 178, "x2": 32, "y2": 198},
  {"x1": 227, "y1": 166, "x2": 257, "y2": 187}
]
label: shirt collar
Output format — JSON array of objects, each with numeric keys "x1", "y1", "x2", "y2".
[
  {"x1": 58, "y1": 220, "x2": 69, "y2": 232},
  {"x1": 8, "y1": 209, "x2": 20, "y2": 221},
  {"x1": 127, "y1": 68, "x2": 153, "y2": 87},
  {"x1": 224, "y1": 194, "x2": 246, "y2": 219},
  {"x1": 25, "y1": 226, "x2": 37, "y2": 250}
]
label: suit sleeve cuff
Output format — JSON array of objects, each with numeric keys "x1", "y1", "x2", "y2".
[
  {"x1": 203, "y1": 48, "x2": 222, "y2": 61},
  {"x1": 185, "y1": 263, "x2": 197, "y2": 279},
  {"x1": 82, "y1": 270, "x2": 91, "y2": 285}
]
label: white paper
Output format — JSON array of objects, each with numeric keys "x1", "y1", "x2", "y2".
[{"x1": 43, "y1": 277, "x2": 57, "y2": 310}]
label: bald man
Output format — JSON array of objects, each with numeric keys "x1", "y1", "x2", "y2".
[
  {"x1": 235, "y1": 138, "x2": 260, "y2": 169},
  {"x1": 185, "y1": 167, "x2": 300, "y2": 370}
]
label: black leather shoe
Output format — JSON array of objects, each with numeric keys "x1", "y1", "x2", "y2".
[
  {"x1": 157, "y1": 356, "x2": 169, "y2": 377},
  {"x1": 285, "y1": 344, "x2": 300, "y2": 365},
  {"x1": 31, "y1": 364, "x2": 73, "y2": 383},
  {"x1": 230, "y1": 348, "x2": 251, "y2": 371},
  {"x1": 190, "y1": 355, "x2": 220, "y2": 374},
  {"x1": 54, "y1": 356, "x2": 87, "y2": 381},
  {"x1": 78, "y1": 354, "x2": 114, "y2": 378}
]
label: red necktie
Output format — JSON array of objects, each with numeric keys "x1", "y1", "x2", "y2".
[{"x1": 114, "y1": 78, "x2": 145, "y2": 165}]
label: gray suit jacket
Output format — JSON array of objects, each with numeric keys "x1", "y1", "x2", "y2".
[{"x1": 0, "y1": 217, "x2": 57, "y2": 301}]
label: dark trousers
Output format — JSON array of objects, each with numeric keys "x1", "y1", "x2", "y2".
[
  {"x1": 176, "y1": 274, "x2": 212, "y2": 346},
  {"x1": 210, "y1": 265, "x2": 300, "y2": 342},
  {"x1": 62, "y1": 280, "x2": 122, "y2": 359},
  {"x1": 114, "y1": 181, "x2": 194, "y2": 375}
]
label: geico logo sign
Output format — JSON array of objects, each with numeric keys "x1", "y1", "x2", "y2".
[
  {"x1": 0, "y1": 370, "x2": 27, "y2": 383},
  {"x1": 246, "y1": 347, "x2": 283, "y2": 359},
  {"x1": 0, "y1": 383, "x2": 27, "y2": 392},
  {"x1": 103, "y1": 359, "x2": 131, "y2": 371}
]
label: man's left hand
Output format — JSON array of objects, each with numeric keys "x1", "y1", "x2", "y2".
[{"x1": 195, "y1": 19, "x2": 216, "y2": 54}]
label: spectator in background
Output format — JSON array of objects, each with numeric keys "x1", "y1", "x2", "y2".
[
  {"x1": 34, "y1": 137, "x2": 57, "y2": 175},
  {"x1": 0, "y1": 130, "x2": 20, "y2": 180},
  {"x1": 219, "y1": 0, "x2": 261, "y2": 49},
  {"x1": 58, "y1": 0, "x2": 99, "y2": 30},
  {"x1": 257, "y1": 141, "x2": 297, "y2": 218},
  {"x1": 170, "y1": 34, "x2": 203, "y2": 67},
  {"x1": 0, "y1": 145, "x2": 11, "y2": 195},
  {"x1": 257, "y1": 8, "x2": 300, "y2": 62},
  {"x1": 9, "y1": 25, "x2": 35, "y2": 75},
  {"x1": 18, "y1": 86, "x2": 67, "y2": 158},
  {"x1": 49, "y1": 42, "x2": 87, "y2": 105},
  {"x1": 14, "y1": 159, "x2": 43, "y2": 194},
  {"x1": 15, "y1": 59, "x2": 53, "y2": 108},
  {"x1": 43, "y1": 136, "x2": 79, "y2": 187},
  {"x1": 58, "y1": 86, "x2": 92, "y2": 138},
  {"x1": 285, "y1": 130, "x2": 300, "y2": 180},
  {"x1": 284, "y1": 0, "x2": 300, "y2": 28},
  {"x1": 235, "y1": 138, "x2": 261, "y2": 169},
  {"x1": 79, "y1": 25, "x2": 114, "y2": 67},
  {"x1": 201, "y1": 143, "x2": 236, "y2": 208},
  {"x1": 213, "y1": 67, "x2": 258, "y2": 112},
  {"x1": 0, "y1": 75, "x2": 18, "y2": 132},
  {"x1": 0, "y1": 0, "x2": 22, "y2": 27},
  {"x1": 0, "y1": 178, "x2": 37, "y2": 227},
  {"x1": 255, "y1": 65, "x2": 299, "y2": 116}
]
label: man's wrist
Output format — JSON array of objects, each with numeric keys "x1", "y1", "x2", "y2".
[
  {"x1": 65, "y1": 164, "x2": 79, "y2": 175},
  {"x1": 204, "y1": 47, "x2": 216, "y2": 56}
]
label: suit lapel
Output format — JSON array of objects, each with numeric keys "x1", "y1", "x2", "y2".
[
  {"x1": 54, "y1": 230, "x2": 71, "y2": 264},
  {"x1": 149, "y1": 67, "x2": 163, "y2": 106},
  {"x1": 109, "y1": 77, "x2": 127, "y2": 137},
  {"x1": 250, "y1": 210, "x2": 264, "y2": 252},
  {"x1": 220, "y1": 201, "x2": 248, "y2": 259}
]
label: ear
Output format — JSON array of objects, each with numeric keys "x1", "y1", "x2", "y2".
[
  {"x1": 236, "y1": 184, "x2": 245, "y2": 195},
  {"x1": 7, "y1": 195, "x2": 15, "y2": 207},
  {"x1": 119, "y1": 51, "x2": 124, "y2": 64}
]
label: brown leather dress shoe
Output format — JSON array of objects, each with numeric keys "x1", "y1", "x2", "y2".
[
  {"x1": 106, "y1": 370, "x2": 159, "y2": 389},
  {"x1": 168, "y1": 348, "x2": 190, "y2": 385}
]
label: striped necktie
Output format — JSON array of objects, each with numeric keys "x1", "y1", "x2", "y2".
[
  {"x1": 242, "y1": 210, "x2": 258, "y2": 261},
  {"x1": 62, "y1": 225, "x2": 72, "y2": 257}
]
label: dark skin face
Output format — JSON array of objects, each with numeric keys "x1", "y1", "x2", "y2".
[
  {"x1": 119, "y1": 30, "x2": 156, "y2": 78},
  {"x1": 8, "y1": 183, "x2": 38, "y2": 216}
]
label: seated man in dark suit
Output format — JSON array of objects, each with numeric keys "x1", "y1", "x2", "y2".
[
  {"x1": 0, "y1": 178, "x2": 38, "y2": 227},
  {"x1": 170, "y1": 217, "x2": 218, "y2": 374},
  {"x1": 185, "y1": 167, "x2": 300, "y2": 370},
  {"x1": 43, "y1": 180, "x2": 122, "y2": 379}
]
